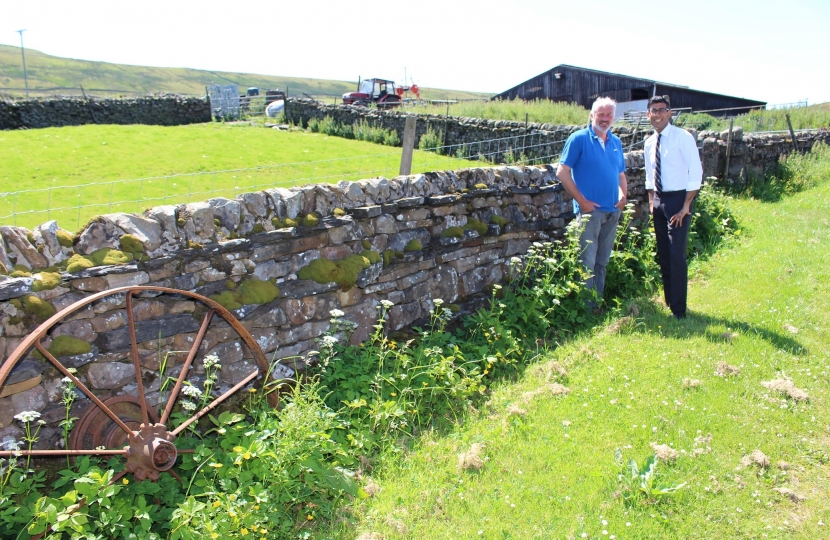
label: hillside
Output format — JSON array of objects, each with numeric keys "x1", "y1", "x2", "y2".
[{"x1": 0, "y1": 44, "x2": 492, "y2": 101}]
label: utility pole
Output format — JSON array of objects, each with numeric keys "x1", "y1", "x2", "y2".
[{"x1": 16, "y1": 29, "x2": 29, "y2": 99}]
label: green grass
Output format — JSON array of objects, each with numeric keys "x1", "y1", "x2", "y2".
[
  {"x1": 0, "y1": 44, "x2": 491, "y2": 102},
  {"x1": 407, "y1": 98, "x2": 590, "y2": 126},
  {"x1": 0, "y1": 123, "x2": 475, "y2": 230},
  {"x1": 679, "y1": 103, "x2": 830, "y2": 133},
  {"x1": 326, "y1": 169, "x2": 830, "y2": 538}
]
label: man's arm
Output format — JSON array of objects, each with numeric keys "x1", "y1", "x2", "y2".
[
  {"x1": 669, "y1": 131, "x2": 703, "y2": 226},
  {"x1": 557, "y1": 163, "x2": 597, "y2": 213}
]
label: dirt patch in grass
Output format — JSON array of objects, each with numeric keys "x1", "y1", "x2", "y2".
[
  {"x1": 761, "y1": 377, "x2": 809, "y2": 401},
  {"x1": 650, "y1": 443, "x2": 679, "y2": 461},
  {"x1": 740, "y1": 449, "x2": 770, "y2": 469},
  {"x1": 716, "y1": 361, "x2": 741, "y2": 377},
  {"x1": 458, "y1": 443, "x2": 486, "y2": 471},
  {"x1": 683, "y1": 378, "x2": 702, "y2": 388}
]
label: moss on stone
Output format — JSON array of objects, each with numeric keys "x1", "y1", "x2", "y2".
[
  {"x1": 209, "y1": 290, "x2": 242, "y2": 311},
  {"x1": 333, "y1": 208, "x2": 346, "y2": 217},
  {"x1": 56, "y1": 230, "x2": 74, "y2": 248},
  {"x1": 238, "y1": 278, "x2": 279, "y2": 305},
  {"x1": 214, "y1": 219, "x2": 222, "y2": 228},
  {"x1": 119, "y1": 234, "x2": 144, "y2": 255},
  {"x1": 404, "y1": 239, "x2": 422, "y2": 252},
  {"x1": 26, "y1": 232, "x2": 36, "y2": 245},
  {"x1": 0, "y1": 262, "x2": 6, "y2": 275},
  {"x1": 48, "y1": 335, "x2": 92, "y2": 358},
  {"x1": 302, "y1": 214, "x2": 319, "y2": 227},
  {"x1": 489, "y1": 214, "x2": 508, "y2": 227},
  {"x1": 187, "y1": 240, "x2": 204, "y2": 249},
  {"x1": 21, "y1": 294, "x2": 56, "y2": 322},
  {"x1": 66, "y1": 254, "x2": 95, "y2": 273},
  {"x1": 447, "y1": 303, "x2": 461, "y2": 313},
  {"x1": 474, "y1": 183, "x2": 488, "y2": 190},
  {"x1": 31, "y1": 272, "x2": 62, "y2": 292},
  {"x1": 177, "y1": 217, "x2": 187, "y2": 227},
  {"x1": 382, "y1": 249, "x2": 395, "y2": 266},
  {"x1": 297, "y1": 254, "x2": 370, "y2": 290},
  {"x1": 442, "y1": 226, "x2": 464, "y2": 238},
  {"x1": 464, "y1": 218, "x2": 488, "y2": 235},
  {"x1": 282, "y1": 218, "x2": 298, "y2": 228},
  {"x1": 10, "y1": 264, "x2": 32, "y2": 278},
  {"x1": 251, "y1": 223, "x2": 266, "y2": 234},
  {"x1": 461, "y1": 188, "x2": 470, "y2": 194},
  {"x1": 361, "y1": 249, "x2": 381, "y2": 265},
  {"x1": 362, "y1": 239, "x2": 372, "y2": 250}
]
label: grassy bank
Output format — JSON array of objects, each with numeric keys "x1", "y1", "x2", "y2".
[{"x1": 330, "y1": 153, "x2": 830, "y2": 539}]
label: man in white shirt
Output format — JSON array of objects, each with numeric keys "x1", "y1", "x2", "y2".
[{"x1": 643, "y1": 95, "x2": 703, "y2": 320}]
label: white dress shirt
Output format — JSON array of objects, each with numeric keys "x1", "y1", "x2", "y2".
[{"x1": 644, "y1": 123, "x2": 703, "y2": 192}]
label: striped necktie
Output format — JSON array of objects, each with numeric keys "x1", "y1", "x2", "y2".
[{"x1": 654, "y1": 133, "x2": 663, "y2": 193}]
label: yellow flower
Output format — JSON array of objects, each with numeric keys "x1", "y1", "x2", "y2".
[
  {"x1": 209, "y1": 462, "x2": 223, "y2": 468},
  {"x1": 229, "y1": 494, "x2": 237, "y2": 501},
  {"x1": 243, "y1": 451, "x2": 252, "y2": 460},
  {"x1": 211, "y1": 534, "x2": 219, "y2": 539},
  {"x1": 307, "y1": 514, "x2": 314, "y2": 521},
  {"x1": 254, "y1": 505, "x2": 260, "y2": 511},
  {"x1": 241, "y1": 528, "x2": 249, "y2": 535},
  {"x1": 390, "y1": 392, "x2": 396, "y2": 397},
  {"x1": 213, "y1": 501, "x2": 222, "y2": 508},
  {"x1": 233, "y1": 446, "x2": 245, "y2": 453},
  {"x1": 122, "y1": 478, "x2": 129, "y2": 485},
  {"x1": 249, "y1": 388, "x2": 257, "y2": 393}
]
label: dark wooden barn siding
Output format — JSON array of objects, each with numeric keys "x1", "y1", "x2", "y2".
[{"x1": 496, "y1": 65, "x2": 765, "y2": 115}]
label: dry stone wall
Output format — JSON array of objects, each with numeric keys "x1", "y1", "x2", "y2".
[
  {"x1": 0, "y1": 159, "x2": 649, "y2": 449},
  {"x1": 0, "y1": 94, "x2": 210, "y2": 130}
]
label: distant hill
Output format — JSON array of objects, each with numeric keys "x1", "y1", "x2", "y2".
[{"x1": 0, "y1": 44, "x2": 491, "y2": 102}]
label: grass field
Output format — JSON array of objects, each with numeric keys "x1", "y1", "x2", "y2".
[
  {"x1": 325, "y1": 170, "x2": 830, "y2": 538},
  {"x1": 0, "y1": 123, "x2": 476, "y2": 231},
  {"x1": 0, "y1": 44, "x2": 491, "y2": 102}
]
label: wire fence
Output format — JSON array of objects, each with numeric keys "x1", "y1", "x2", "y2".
[{"x1": 0, "y1": 131, "x2": 589, "y2": 232}]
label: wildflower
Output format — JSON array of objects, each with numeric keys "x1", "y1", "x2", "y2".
[
  {"x1": 434, "y1": 299, "x2": 444, "y2": 306},
  {"x1": 209, "y1": 462, "x2": 223, "y2": 468},
  {"x1": 122, "y1": 478, "x2": 129, "y2": 485},
  {"x1": 61, "y1": 376, "x2": 73, "y2": 385},
  {"x1": 322, "y1": 335, "x2": 339, "y2": 346},
  {"x1": 203, "y1": 354, "x2": 221, "y2": 369},
  {"x1": 493, "y1": 284, "x2": 502, "y2": 290},
  {"x1": 211, "y1": 533, "x2": 219, "y2": 539},
  {"x1": 329, "y1": 309, "x2": 345, "y2": 318},
  {"x1": 307, "y1": 515, "x2": 314, "y2": 521},
  {"x1": 390, "y1": 392, "x2": 397, "y2": 397},
  {"x1": 234, "y1": 446, "x2": 245, "y2": 453},
  {"x1": 213, "y1": 501, "x2": 222, "y2": 508},
  {"x1": 380, "y1": 299, "x2": 394, "y2": 308},
  {"x1": 241, "y1": 529, "x2": 249, "y2": 535},
  {"x1": 180, "y1": 400, "x2": 197, "y2": 412},
  {"x1": 510, "y1": 256, "x2": 522, "y2": 265},
  {"x1": 181, "y1": 385, "x2": 203, "y2": 398},
  {"x1": 14, "y1": 411, "x2": 41, "y2": 423},
  {"x1": 248, "y1": 388, "x2": 257, "y2": 393}
]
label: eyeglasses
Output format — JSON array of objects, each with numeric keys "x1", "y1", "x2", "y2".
[{"x1": 648, "y1": 108, "x2": 670, "y2": 114}]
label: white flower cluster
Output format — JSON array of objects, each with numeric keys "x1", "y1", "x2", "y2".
[
  {"x1": 380, "y1": 299, "x2": 394, "y2": 308},
  {"x1": 321, "y1": 335, "x2": 339, "y2": 346},
  {"x1": 180, "y1": 400, "x2": 197, "y2": 412},
  {"x1": 203, "y1": 354, "x2": 221, "y2": 369},
  {"x1": 329, "y1": 309, "x2": 345, "y2": 318},
  {"x1": 181, "y1": 385, "x2": 203, "y2": 398},
  {"x1": 14, "y1": 411, "x2": 41, "y2": 423}
]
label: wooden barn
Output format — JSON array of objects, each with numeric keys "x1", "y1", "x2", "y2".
[{"x1": 494, "y1": 65, "x2": 766, "y2": 117}]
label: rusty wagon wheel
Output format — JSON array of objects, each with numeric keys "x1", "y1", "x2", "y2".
[{"x1": 0, "y1": 286, "x2": 280, "y2": 483}]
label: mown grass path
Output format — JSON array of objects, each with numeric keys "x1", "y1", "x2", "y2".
[{"x1": 334, "y1": 179, "x2": 830, "y2": 539}]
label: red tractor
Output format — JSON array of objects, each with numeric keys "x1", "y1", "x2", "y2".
[{"x1": 343, "y1": 78, "x2": 405, "y2": 108}]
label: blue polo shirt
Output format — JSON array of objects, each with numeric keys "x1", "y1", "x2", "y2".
[{"x1": 560, "y1": 125, "x2": 625, "y2": 213}]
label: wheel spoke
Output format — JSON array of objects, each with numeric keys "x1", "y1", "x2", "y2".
[
  {"x1": 0, "y1": 449, "x2": 128, "y2": 457},
  {"x1": 34, "y1": 341, "x2": 136, "y2": 436},
  {"x1": 171, "y1": 368, "x2": 260, "y2": 436},
  {"x1": 125, "y1": 291, "x2": 151, "y2": 425},
  {"x1": 160, "y1": 309, "x2": 215, "y2": 425}
]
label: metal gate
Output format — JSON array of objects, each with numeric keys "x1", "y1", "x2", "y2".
[{"x1": 207, "y1": 84, "x2": 240, "y2": 120}]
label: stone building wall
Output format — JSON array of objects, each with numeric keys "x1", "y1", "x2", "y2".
[
  {"x1": 0, "y1": 94, "x2": 211, "y2": 130},
  {"x1": 0, "y1": 157, "x2": 649, "y2": 449}
]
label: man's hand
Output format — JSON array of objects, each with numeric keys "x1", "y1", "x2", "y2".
[
  {"x1": 579, "y1": 198, "x2": 599, "y2": 213},
  {"x1": 670, "y1": 204, "x2": 691, "y2": 227},
  {"x1": 614, "y1": 194, "x2": 628, "y2": 210}
]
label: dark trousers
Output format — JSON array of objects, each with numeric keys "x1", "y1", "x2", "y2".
[{"x1": 653, "y1": 191, "x2": 693, "y2": 317}]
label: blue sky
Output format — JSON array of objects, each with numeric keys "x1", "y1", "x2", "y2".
[{"x1": 2, "y1": 0, "x2": 828, "y2": 106}]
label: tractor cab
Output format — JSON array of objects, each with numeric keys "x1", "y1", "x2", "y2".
[{"x1": 343, "y1": 78, "x2": 402, "y2": 108}]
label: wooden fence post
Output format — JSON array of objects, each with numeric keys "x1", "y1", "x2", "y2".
[
  {"x1": 724, "y1": 118, "x2": 734, "y2": 183},
  {"x1": 785, "y1": 113, "x2": 799, "y2": 152},
  {"x1": 399, "y1": 116, "x2": 417, "y2": 176}
]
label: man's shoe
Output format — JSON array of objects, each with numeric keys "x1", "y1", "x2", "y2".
[{"x1": 673, "y1": 312, "x2": 686, "y2": 320}]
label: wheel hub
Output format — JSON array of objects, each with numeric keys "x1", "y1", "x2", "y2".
[{"x1": 125, "y1": 424, "x2": 177, "y2": 481}]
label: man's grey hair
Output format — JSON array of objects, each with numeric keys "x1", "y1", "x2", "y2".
[{"x1": 590, "y1": 97, "x2": 617, "y2": 114}]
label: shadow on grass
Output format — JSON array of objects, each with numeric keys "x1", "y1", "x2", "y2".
[{"x1": 629, "y1": 298, "x2": 807, "y2": 355}]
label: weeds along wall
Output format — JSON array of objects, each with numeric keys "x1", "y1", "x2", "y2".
[
  {"x1": 0, "y1": 158, "x2": 650, "y2": 448},
  {"x1": 0, "y1": 94, "x2": 210, "y2": 129}
]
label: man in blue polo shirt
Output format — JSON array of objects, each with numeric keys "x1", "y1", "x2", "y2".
[{"x1": 556, "y1": 97, "x2": 628, "y2": 303}]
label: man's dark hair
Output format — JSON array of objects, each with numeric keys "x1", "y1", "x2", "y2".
[{"x1": 648, "y1": 95, "x2": 671, "y2": 108}]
